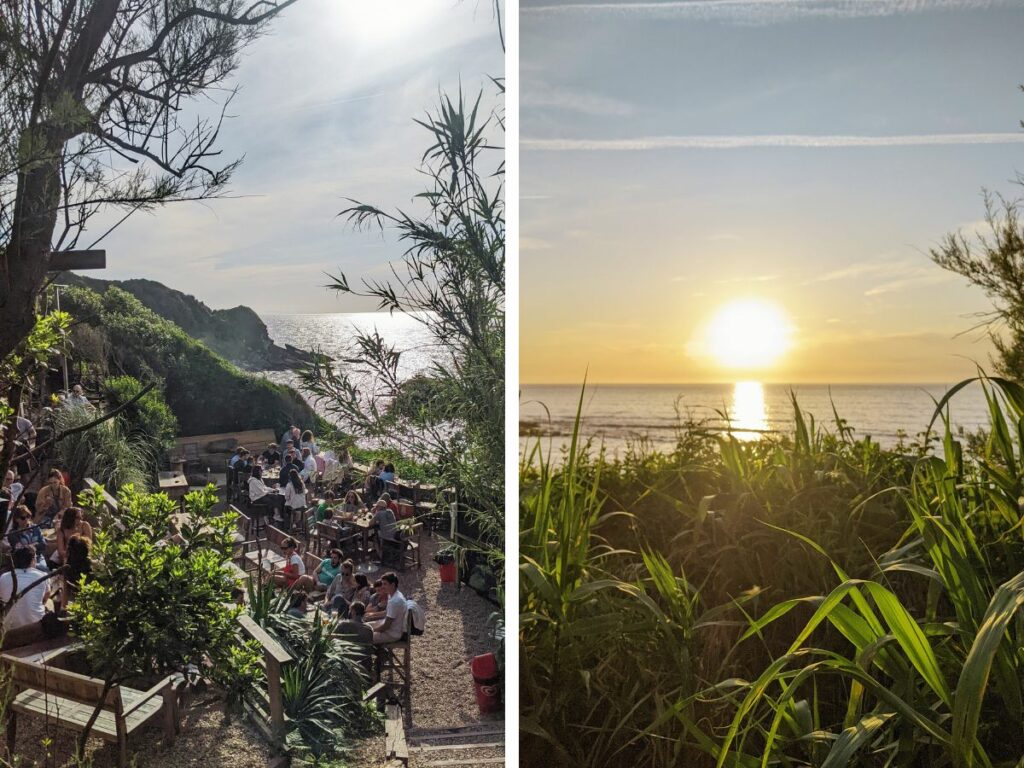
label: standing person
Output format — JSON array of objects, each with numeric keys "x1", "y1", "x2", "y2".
[
  {"x1": 51, "y1": 507, "x2": 93, "y2": 567},
  {"x1": 2, "y1": 470, "x2": 24, "y2": 522},
  {"x1": 367, "y1": 572, "x2": 407, "y2": 644},
  {"x1": 300, "y1": 430, "x2": 319, "y2": 456},
  {"x1": 283, "y1": 468, "x2": 307, "y2": 531},
  {"x1": 34, "y1": 469, "x2": 71, "y2": 526},
  {"x1": 379, "y1": 463, "x2": 396, "y2": 484},
  {"x1": 300, "y1": 447, "x2": 316, "y2": 483},
  {"x1": 281, "y1": 425, "x2": 298, "y2": 448}
]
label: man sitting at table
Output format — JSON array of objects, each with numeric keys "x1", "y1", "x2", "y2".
[
  {"x1": 262, "y1": 442, "x2": 281, "y2": 467},
  {"x1": 249, "y1": 465, "x2": 285, "y2": 520},
  {"x1": 367, "y1": 571, "x2": 407, "y2": 644},
  {"x1": 0, "y1": 545, "x2": 55, "y2": 648}
]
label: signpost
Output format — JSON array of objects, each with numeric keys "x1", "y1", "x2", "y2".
[{"x1": 47, "y1": 250, "x2": 107, "y2": 391}]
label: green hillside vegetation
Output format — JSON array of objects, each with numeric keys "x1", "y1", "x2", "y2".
[
  {"x1": 62, "y1": 273, "x2": 312, "y2": 370},
  {"x1": 521, "y1": 379, "x2": 1024, "y2": 768},
  {"x1": 64, "y1": 285, "x2": 319, "y2": 437}
]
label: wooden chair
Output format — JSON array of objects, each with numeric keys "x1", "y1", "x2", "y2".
[
  {"x1": 3, "y1": 652, "x2": 178, "y2": 767},
  {"x1": 376, "y1": 611, "x2": 413, "y2": 714},
  {"x1": 380, "y1": 534, "x2": 421, "y2": 571}
]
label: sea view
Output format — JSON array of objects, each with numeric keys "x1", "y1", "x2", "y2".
[
  {"x1": 520, "y1": 382, "x2": 993, "y2": 455},
  {"x1": 260, "y1": 312, "x2": 436, "y2": 405}
]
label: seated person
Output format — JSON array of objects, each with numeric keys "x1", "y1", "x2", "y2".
[
  {"x1": 286, "y1": 590, "x2": 309, "y2": 619},
  {"x1": 2, "y1": 469, "x2": 24, "y2": 523},
  {"x1": 262, "y1": 442, "x2": 281, "y2": 467},
  {"x1": 62, "y1": 534, "x2": 92, "y2": 611},
  {"x1": 51, "y1": 506, "x2": 93, "y2": 567},
  {"x1": 228, "y1": 446, "x2": 245, "y2": 468},
  {"x1": 370, "y1": 498, "x2": 399, "y2": 557},
  {"x1": 335, "y1": 600, "x2": 374, "y2": 667},
  {"x1": 7, "y1": 506, "x2": 48, "y2": 570},
  {"x1": 271, "y1": 537, "x2": 306, "y2": 589},
  {"x1": 64, "y1": 384, "x2": 91, "y2": 409},
  {"x1": 326, "y1": 558, "x2": 358, "y2": 615},
  {"x1": 311, "y1": 491, "x2": 335, "y2": 526},
  {"x1": 367, "y1": 571, "x2": 407, "y2": 644},
  {"x1": 310, "y1": 548, "x2": 344, "y2": 594},
  {"x1": 34, "y1": 468, "x2": 71, "y2": 526},
  {"x1": 248, "y1": 465, "x2": 286, "y2": 520},
  {"x1": 0, "y1": 545, "x2": 54, "y2": 647},
  {"x1": 340, "y1": 490, "x2": 362, "y2": 516}
]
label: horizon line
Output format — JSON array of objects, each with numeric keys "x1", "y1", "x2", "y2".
[
  {"x1": 521, "y1": 0, "x2": 1017, "y2": 23},
  {"x1": 522, "y1": 132, "x2": 1024, "y2": 151},
  {"x1": 520, "y1": 380, "x2": 977, "y2": 387}
]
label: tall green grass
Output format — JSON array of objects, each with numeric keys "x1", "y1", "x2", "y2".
[{"x1": 520, "y1": 378, "x2": 1024, "y2": 767}]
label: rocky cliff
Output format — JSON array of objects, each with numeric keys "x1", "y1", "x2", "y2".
[{"x1": 61, "y1": 274, "x2": 316, "y2": 370}]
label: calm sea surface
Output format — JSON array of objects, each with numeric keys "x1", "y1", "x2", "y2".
[
  {"x1": 520, "y1": 383, "x2": 993, "y2": 455},
  {"x1": 259, "y1": 312, "x2": 437, "y2": 405}
]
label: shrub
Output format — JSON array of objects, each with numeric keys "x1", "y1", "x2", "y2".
[
  {"x1": 102, "y1": 375, "x2": 177, "y2": 473},
  {"x1": 64, "y1": 285, "x2": 320, "y2": 436}
]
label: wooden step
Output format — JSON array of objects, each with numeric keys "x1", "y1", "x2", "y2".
[{"x1": 413, "y1": 741, "x2": 503, "y2": 752}]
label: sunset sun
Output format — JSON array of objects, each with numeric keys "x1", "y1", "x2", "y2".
[{"x1": 706, "y1": 299, "x2": 792, "y2": 369}]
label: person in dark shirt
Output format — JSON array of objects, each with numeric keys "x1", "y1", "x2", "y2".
[
  {"x1": 278, "y1": 450, "x2": 298, "y2": 486},
  {"x1": 262, "y1": 443, "x2": 281, "y2": 466}
]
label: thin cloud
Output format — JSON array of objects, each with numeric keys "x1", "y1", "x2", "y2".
[
  {"x1": 522, "y1": 0, "x2": 1015, "y2": 25},
  {"x1": 523, "y1": 82, "x2": 635, "y2": 116},
  {"x1": 522, "y1": 132, "x2": 1024, "y2": 151}
]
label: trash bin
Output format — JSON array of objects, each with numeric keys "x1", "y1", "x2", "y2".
[
  {"x1": 471, "y1": 652, "x2": 501, "y2": 714},
  {"x1": 439, "y1": 560, "x2": 457, "y2": 583}
]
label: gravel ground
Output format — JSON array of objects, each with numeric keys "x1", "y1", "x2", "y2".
[
  {"x1": 347, "y1": 535, "x2": 505, "y2": 766},
  {"x1": 9, "y1": 690, "x2": 275, "y2": 767}
]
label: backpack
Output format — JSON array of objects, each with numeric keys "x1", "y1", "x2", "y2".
[{"x1": 406, "y1": 598, "x2": 425, "y2": 636}]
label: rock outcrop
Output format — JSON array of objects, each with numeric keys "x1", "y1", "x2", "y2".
[{"x1": 60, "y1": 273, "x2": 317, "y2": 370}]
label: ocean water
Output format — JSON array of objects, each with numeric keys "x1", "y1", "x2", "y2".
[
  {"x1": 259, "y1": 312, "x2": 438, "y2": 404},
  {"x1": 520, "y1": 382, "x2": 993, "y2": 456}
]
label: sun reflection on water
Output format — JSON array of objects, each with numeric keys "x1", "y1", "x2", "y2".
[{"x1": 730, "y1": 381, "x2": 769, "y2": 441}]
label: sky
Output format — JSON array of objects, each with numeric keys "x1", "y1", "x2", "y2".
[
  {"x1": 520, "y1": 0, "x2": 1024, "y2": 384},
  {"x1": 81, "y1": 0, "x2": 503, "y2": 315}
]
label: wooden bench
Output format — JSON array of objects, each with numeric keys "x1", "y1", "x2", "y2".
[
  {"x1": 242, "y1": 524, "x2": 296, "y2": 575},
  {"x1": 385, "y1": 702, "x2": 409, "y2": 766},
  {"x1": 3, "y1": 652, "x2": 178, "y2": 767}
]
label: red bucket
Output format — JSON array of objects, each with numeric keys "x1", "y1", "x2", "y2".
[
  {"x1": 471, "y1": 653, "x2": 501, "y2": 715},
  {"x1": 439, "y1": 561, "x2": 457, "y2": 583}
]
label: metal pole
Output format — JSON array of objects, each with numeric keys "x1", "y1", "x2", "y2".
[{"x1": 56, "y1": 285, "x2": 69, "y2": 392}]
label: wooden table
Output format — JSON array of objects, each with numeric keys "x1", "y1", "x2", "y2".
[{"x1": 158, "y1": 471, "x2": 189, "y2": 506}]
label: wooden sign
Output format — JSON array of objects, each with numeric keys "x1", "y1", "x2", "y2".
[{"x1": 48, "y1": 250, "x2": 106, "y2": 271}]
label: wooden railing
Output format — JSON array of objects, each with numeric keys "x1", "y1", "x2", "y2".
[{"x1": 237, "y1": 613, "x2": 293, "y2": 743}]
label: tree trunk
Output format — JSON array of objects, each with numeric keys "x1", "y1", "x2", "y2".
[{"x1": 0, "y1": 0, "x2": 123, "y2": 362}]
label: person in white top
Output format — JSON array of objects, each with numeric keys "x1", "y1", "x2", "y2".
[
  {"x1": 300, "y1": 447, "x2": 316, "y2": 483},
  {"x1": 2, "y1": 470, "x2": 23, "y2": 522},
  {"x1": 370, "y1": 571, "x2": 407, "y2": 644},
  {"x1": 63, "y1": 384, "x2": 92, "y2": 409},
  {"x1": 0, "y1": 546, "x2": 52, "y2": 634},
  {"x1": 282, "y1": 468, "x2": 307, "y2": 529},
  {"x1": 248, "y1": 465, "x2": 285, "y2": 521}
]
